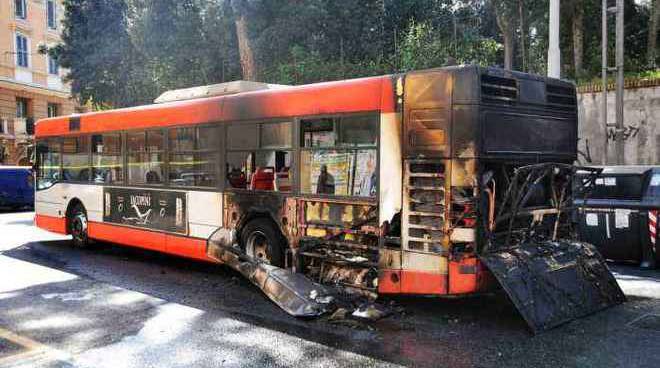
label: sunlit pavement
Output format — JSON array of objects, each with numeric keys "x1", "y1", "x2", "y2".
[{"x1": 0, "y1": 211, "x2": 659, "y2": 368}]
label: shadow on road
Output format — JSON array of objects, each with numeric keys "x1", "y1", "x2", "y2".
[{"x1": 2, "y1": 239, "x2": 659, "y2": 368}]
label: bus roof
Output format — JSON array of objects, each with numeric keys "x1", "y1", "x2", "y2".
[{"x1": 35, "y1": 74, "x2": 396, "y2": 138}]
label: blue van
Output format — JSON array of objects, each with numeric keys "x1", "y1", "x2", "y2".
[{"x1": 0, "y1": 167, "x2": 34, "y2": 210}]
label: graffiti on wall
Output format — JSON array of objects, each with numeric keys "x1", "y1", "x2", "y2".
[{"x1": 607, "y1": 125, "x2": 639, "y2": 142}]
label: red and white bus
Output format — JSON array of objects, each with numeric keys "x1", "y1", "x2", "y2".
[{"x1": 34, "y1": 66, "x2": 623, "y2": 331}]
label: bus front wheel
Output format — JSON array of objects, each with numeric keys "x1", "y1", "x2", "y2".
[
  {"x1": 241, "y1": 218, "x2": 284, "y2": 267},
  {"x1": 68, "y1": 203, "x2": 89, "y2": 248}
]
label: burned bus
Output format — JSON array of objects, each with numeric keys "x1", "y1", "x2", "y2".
[{"x1": 34, "y1": 65, "x2": 624, "y2": 333}]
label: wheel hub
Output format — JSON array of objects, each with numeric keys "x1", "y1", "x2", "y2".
[
  {"x1": 246, "y1": 231, "x2": 271, "y2": 264},
  {"x1": 72, "y1": 214, "x2": 87, "y2": 240}
]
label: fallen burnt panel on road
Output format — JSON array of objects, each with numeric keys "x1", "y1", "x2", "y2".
[
  {"x1": 480, "y1": 240, "x2": 626, "y2": 334},
  {"x1": 480, "y1": 163, "x2": 625, "y2": 333}
]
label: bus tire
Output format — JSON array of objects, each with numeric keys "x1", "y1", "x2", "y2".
[
  {"x1": 240, "y1": 218, "x2": 285, "y2": 267},
  {"x1": 68, "y1": 203, "x2": 90, "y2": 248}
]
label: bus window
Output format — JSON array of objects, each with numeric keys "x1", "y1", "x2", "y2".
[
  {"x1": 36, "y1": 139, "x2": 60, "y2": 190},
  {"x1": 228, "y1": 124, "x2": 258, "y2": 150},
  {"x1": 92, "y1": 134, "x2": 123, "y2": 183},
  {"x1": 62, "y1": 136, "x2": 90, "y2": 182},
  {"x1": 169, "y1": 126, "x2": 219, "y2": 187},
  {"x1": 300, "y1": 115, "x2": 378, "y2": 197},
  {"x1": 302, "y1": 118, "x2": 334, "y2": 147},
  {"x1": 261, "y1": 121, "x2": 292, "y2": 148},
  {"x1": 127, "y1": 130, "x2": 164, "y2": 185},
  {"x1": 226, "y1": 122, "x2": 292, "y2": 192}
]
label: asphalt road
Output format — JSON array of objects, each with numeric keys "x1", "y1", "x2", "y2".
[{"x1": 0, "y1": 210, "x2": 659, "y2": 368}]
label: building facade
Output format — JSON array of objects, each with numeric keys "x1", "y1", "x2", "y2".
[{"x1": 1, "y1": 0, "x2": 75, "y2": 165}]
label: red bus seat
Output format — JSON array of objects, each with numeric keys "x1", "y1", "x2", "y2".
[
  {"x1": 251, "y1": 167, "x2": 275, "y2": 190},
  {"x1": 274, "y1": 169, "x2": 291, "y2": 192}
]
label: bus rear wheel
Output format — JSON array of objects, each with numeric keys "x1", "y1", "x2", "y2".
[
  {"x1": 68, "y1": 203, "x2": 89, "y2": 248},
  {"x1": 241, "y1": 218, "x2": 284, "y2": 267}
]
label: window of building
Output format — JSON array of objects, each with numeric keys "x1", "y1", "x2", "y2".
[
  {"x1": 47, "y1": 103, "x2": 59, "y2": 117},
  {"x1": 36, "y1": 139, "x2": 61, "y2": 190},
  {"x1": 127, "y1": 130, "x2": 164, "y2": 185},
  {"x1": 92, "y1": 134, "x2": 123, "y2": 183},
  {"x1": 15, "y1": 34, "x2": 28, "y2": 68},
  {"x1": 47, "y1": 0, "x2": 57, "y2": 29},
  {"x1": 62, "y1": 136, "x2": 90, "y2": 181},
  {"x1": 48, "y1": 55, "x2": 59, "y2": 75},
  {"x1": 169, "y1": 126, "x2": 220, "y2": 187},
  {"x1": 300, "y1": 115, "x2": 378, "y2": 197},
  {"x1": 226, "y1": 121, "x2": 292, "y2": 192},
  {"x1": 16, "y1": 98, "x2": 28, "y2": 118},
  {"x1": 15, "y1": 0, "x2": 26, "y2": 19}
]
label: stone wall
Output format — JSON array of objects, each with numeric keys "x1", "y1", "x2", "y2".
[{"x1": 577, "y1": 83, "x2": 660, "y2": 165}]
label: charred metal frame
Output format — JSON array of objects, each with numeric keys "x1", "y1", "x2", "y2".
[{"x1": 484, "y1": 163, "x2": 603, "y2": 252}]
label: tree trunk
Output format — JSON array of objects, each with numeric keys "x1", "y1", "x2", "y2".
[
  {"x1": 519, "y1": 0, "x2": 527, "y2": 72},
  {"x1": 494, "y1": 2, "x2": 515, "y2": 70},
  {"x1": 649, "y1": 0, "x2": 659, "y2": 67},
  {"x1": 572, "y1": 0, "x2": 584, "y2": 78},
  {"x1": 233, "y1": 1, "x2": 257, "y2": 81}
]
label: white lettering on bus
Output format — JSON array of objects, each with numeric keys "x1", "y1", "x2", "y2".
[{"x1": 130, "y1": 194, "x2": 151, "y2": 207}]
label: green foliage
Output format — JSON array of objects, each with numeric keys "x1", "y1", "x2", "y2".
[
  {"x1": 55, "y1": 0, "x2": 659, "y2": 108},
  {"x1": 397, "y1": 21, "x2": 501, "y2": 71}
]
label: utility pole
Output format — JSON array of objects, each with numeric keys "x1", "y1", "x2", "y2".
[
  {"x1": 602, "y1": 0, "x2": 608, "y2": 164},
  {"x1": 615, "y1": 0, "x2": 624, "y2": 165},
  {"x1": 548, "y1": 0, "x2": 561, "y2": 78},
  {"x1": 601, "y1": 0, "x2": 624, "y2": 165}
]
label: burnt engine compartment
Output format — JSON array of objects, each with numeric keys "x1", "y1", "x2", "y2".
[
  {"x1": 297, "y1": 203, "x2": 382, "y2": 300},
  {"x1": 480, "y1": 162, "x2": 594, "y2": 252}
]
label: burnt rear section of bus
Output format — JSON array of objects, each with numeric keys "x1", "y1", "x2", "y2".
[{"x1": 452, "y1": 67, "x2": 624, "y2": 333}]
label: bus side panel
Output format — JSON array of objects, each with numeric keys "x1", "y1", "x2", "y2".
[
  {"x1": 88, "y1": 221, "x2": 166, "y2": 252},
  {"x1": 35, "y1": 183, "x2": 68, "y2": 234},
  {"x1": 166, "y1": 235, "x2": 211, "y2": 262},
  {"x1": 35, "y1": 184, "x2": 66, "y2": 219},
  {"x1": 36, "y1": 183, "x2": 104, "y2": 223},
  {"x1": 35, "y1": 214, "x2": 67, "y2": 234},
  {"x1": 64, "y1": 184, "x2": 104, "y2": 222},
  {"x1": 186, "y1": 191, "x2": 223, "y2": 240}
]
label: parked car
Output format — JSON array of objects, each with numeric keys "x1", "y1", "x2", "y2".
[
  {"x1": 575, "y1": 166, "x2": 660, "y2": 269},
  {"x1": 0, "y1": 166, "x2": 34, "y2": 210}
]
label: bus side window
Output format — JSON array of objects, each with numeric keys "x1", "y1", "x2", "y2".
[
  {"x1": 169, "y1": 126, "x2": 219, "y2": 187},
  {"x1": 300, "y1": 115, "x2": 378, "y2": 197},
  {"x1": 92, "y1": 134, "x2": 123, "y2": 183},
  {"x1": 62, "y1": 136, "x2": 90, "y2": 182},
  {"x1": 127, "y1": 130, "x2": 164, "y2": 185},
  {"x1": 36, "y1": 138, "x2": 60, "y2": 190},
  {"x1": 225, "y1": 122, "x2": 292, "y2": 192}
]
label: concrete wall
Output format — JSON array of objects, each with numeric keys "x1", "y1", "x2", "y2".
[{"x1": 578, "y1": 85, "x2": 660, "y2": 165}]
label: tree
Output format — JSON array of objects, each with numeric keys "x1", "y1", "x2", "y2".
[
  {"x1": 492, "y1": 0, "x2": 516, "y2": 70},
  {"x1": 54, "y1": 0, "x2": 657, "y2": 108},
  {"x1": 572, "y1": 0, "x2": 585, "y2": 77},
  {"x1": 649, "y1": 0, "x2": 659, "y2": 67},
  {"x1": 519, "y1": 0, "x2": 528, "y2": 72},
  {"x1": 53, "y1": 0, "x2": 150, "y2": 108},
  {"x1": 231, "y1": 0, "x2": 257, "y2": 81}
]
